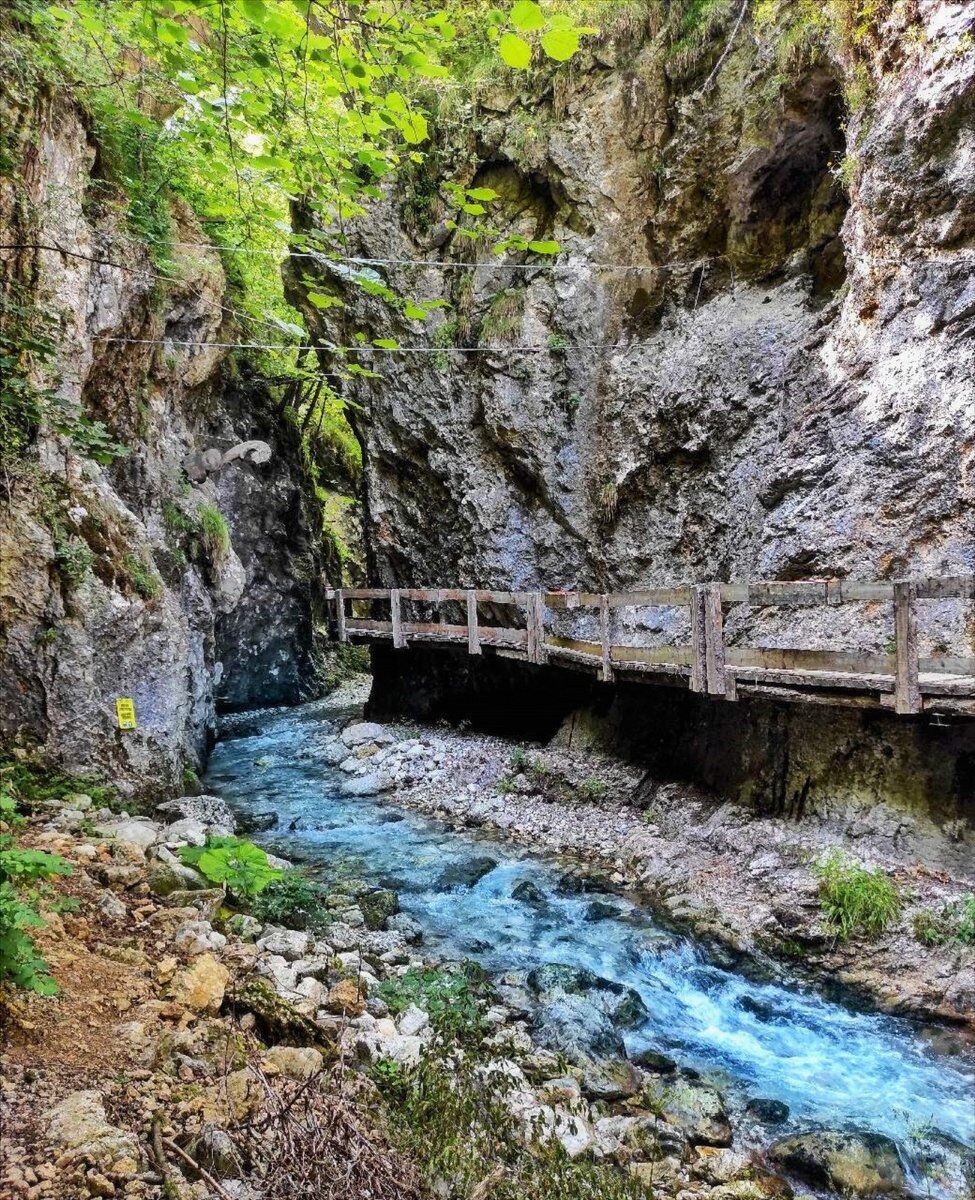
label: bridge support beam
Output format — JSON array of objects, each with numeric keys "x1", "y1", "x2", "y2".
[
  {"x1": 467, "y1": 590, "x2": 481, "y2": 655},
  {"x1": 894, "y1": 581, "x2": 920, "y2": 714}
]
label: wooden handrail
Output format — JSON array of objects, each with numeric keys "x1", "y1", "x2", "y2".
[{"x1": 324, "y1": 577, "x2": 975, "y2": 716}]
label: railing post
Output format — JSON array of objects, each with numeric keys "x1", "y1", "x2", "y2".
[
  {"x1": 704, "y1": 583, "x2": 726, "y2": 696},
  {"x1": 531, "y1": 591, "x2": 547, "y2": 665},
  {"x1": 689, "y1": 585, "x2": 706, "y2": 692},
  {"x1": 894, "y1": 580, "x2": 920, "y2": 714},
  {"x1": 390, "y1": 587, "x2": 406, "y2": 649},
  {"x1": 335, "y1": 588, "x2": 346, "y2": 643},
  {"x1": 467, "y1": 590, "x2": 481, "y2": 656},
  {"x1": 599, "y1": 593, "x2": 614, "y2": 682}
]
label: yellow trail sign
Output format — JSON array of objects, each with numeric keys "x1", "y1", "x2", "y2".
[{"x1": 115, "y1": 698, "x2": 137, "y2": 729}]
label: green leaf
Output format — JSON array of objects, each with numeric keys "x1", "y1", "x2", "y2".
[
  {"x1": 398, "y1": 111, "x2": 429, "y2": 145},
  {"x1": 466, "y1": 187, "x2": 498, "y2": 201},
  {"x1": 306, "y1": 292, "x2": 342, "y2": 310},
  {"x1": 528, "y1": 239, "x2": 560, "y2": 254},
  {"x1": 540, "y1": 28, "x2": 580, "y2": 61},
  {"x1": 403, "y1": 303, "x2": 428, "y2": 320},
  {"x1": 509, "y1": 1, "x2": 544, "y2": 32},
  {"x1": 373, "y1": 338, "x2": 400, "y2": 349},
  {"x1": 499, "y1": 32, "x2": 532, "y2": 69}
]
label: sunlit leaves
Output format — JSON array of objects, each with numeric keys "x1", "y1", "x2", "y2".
[
  {"x1": 509, "y1": 1, "x2": 545, "y2": 32},
  {"x1": 496, "y1": 2, "x2": 593, "y2": 70},
  {"x1": 499, "y1": 31, "x2": 532, "y2": 69}
]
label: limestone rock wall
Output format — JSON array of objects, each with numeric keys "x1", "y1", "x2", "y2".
[{"x1": 0, "y1": 88, "x2": 330, "y2": 797}]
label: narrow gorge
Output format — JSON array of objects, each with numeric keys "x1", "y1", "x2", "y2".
[{"x1": 1, "y1": 4, "x2": 973, "y2": 1200}]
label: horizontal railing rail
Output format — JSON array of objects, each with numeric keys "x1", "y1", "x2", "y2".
[{"x1": 324, "y1": 577, "x2": 975, "y2": 717}]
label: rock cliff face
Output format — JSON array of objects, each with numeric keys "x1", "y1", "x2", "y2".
[
  {"x1": 300, "y1": 2, "x2": 974, "y2": 819},
  {"x1": 0, "y1": 89, "x2": 331, "y2": 797}
]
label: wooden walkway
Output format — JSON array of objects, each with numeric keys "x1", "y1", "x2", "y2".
[{"x1": 325, "y1": 578, "x2": 975, "y2": 717}]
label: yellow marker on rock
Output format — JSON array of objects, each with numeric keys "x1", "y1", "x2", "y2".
[{"x1": 115, "y1": 698, "x2": 137, "y2": 729}]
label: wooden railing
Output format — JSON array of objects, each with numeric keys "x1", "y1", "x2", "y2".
[{"x1": 325, "y1": 578, "x2": 975, "y2": 717}]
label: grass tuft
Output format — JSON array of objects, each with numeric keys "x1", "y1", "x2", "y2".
[{"x1": 813, "y1": 850, "x2": 900, "y2": 941}]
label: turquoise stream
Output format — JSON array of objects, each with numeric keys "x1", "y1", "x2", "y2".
[{"x1": 205, "y1": 698, "x2": 974, "y2": 1188}]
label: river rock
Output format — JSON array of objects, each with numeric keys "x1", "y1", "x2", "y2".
[
  {"x1": 767, "y1": 1130, "x2": 906, "y2": 1196},
  {"x1": 511, "y1": 879, "x2": 546, "y2": 903},
  {"x1": 436, "y1": 856, "x2": 498, "y2": 889},
  {"x1": 324, "y1": 978, "x2": 366, "y2": 1016},
  {"x1": 236, "y1": 809, "x2": 277, "y2": 834},
  {"x1": 746, "y1": 1097, "x2": 790, "y2": 1125},
  {"x1": 45, "y1": 1091, "x2": 140, "y2": 1165},
  {"x1": 262, "y1": 1045, "x2": 324, "y2": 1080},
  {"x1": 95, "y1": 819, "x2": 159, "y2": 853},
  {"x1": 359, "y1": 888, "x2": 399, "y2": 929},
  {"x1": 341, "y1": 721, "x2": 395, "y2": 747},
  {"x1": 161, "y1": 817, "x2": 209, "y2": 847},
  {"x1": 155, "y1": 795, "x2": 236, "y2": 829},
  {"x1": 533, "y1": 993, "x2": 627, "y2": 1062},
  {"x1": 340, "y1": 772, "x2": 393, "y2": 796},
  {"x1": 256, "y1": 926, "x2": 312, "y2": 961},
  {"x1": 147, "y1": 859, "x2": 208, "y2": 896},
  {"x1": 174, "y1": 920, "x2": 226, "y2": 956},
  {"x1": 170, "y1": 953, "x2": 230, "y2": 1014},
  {"x1": 632, "y1": 1048, "x2": 678, "y2": 1074},
  {"x1": 387, "y1": 913, "x2": 424, "y2": 943},
  {"x1": 658, "y1": 1079, "x2": 733, "y2": 1147}
]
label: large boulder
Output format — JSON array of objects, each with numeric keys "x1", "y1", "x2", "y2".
[
  {"x1": 528, "y1": 963, "x2": 649, "y2": 1029},
  {"x1": 256, "y1": 926, "x2": 312, "y2": 961},
  {"x1": 155, "y1": 795, "x2": 236, "y2": 829},
  {"x1": 533, "y1": 993, "x2": 627, "y2": 1063},
  {"x1": 768, "y1": 1130, "x2": 906, "y2": 1196}
]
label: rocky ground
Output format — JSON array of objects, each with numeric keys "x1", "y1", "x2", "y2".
[
  {"x1": 324, "y1": 680, "x2": 975, "y2": 1033},
  {"x1": 6, "y1": 730, "x2": 965, "y2": 1200}
]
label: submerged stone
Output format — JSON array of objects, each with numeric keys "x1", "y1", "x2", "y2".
[
  {"x1": 746, "y1": 1097, "x2": 790, "y2": 1125},
  {"x1": 436, "y1": 856, "x2": 498, "y2": 889}
]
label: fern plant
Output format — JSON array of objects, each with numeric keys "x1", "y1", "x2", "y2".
[{"x1": 0, "y1": 789, "x2": 73, "y2": 996}]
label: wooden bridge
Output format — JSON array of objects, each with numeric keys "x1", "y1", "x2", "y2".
[{"x1": 326, "y1": 577, "x2": 975, "y2": 718}]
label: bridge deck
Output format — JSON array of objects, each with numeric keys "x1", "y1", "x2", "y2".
[{"x1": 325, "y1": 579, "x2": 975, "y2": 718}]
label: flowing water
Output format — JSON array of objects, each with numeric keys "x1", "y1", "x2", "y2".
[{"x1": 205, "y1": 698, "x2": 975, "y2": 1190}]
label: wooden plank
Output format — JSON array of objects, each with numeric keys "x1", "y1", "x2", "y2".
[
  {"x1": 913, "y1": 575, "x2": 975, "y2": 600},
  {"x1": 524, "y1": 593, "x2": 538, "y2": 664},
  {"x1": 727, "y1": 647, "x2": 896, "y2": 675},
  {"x1": 729, "y1": 664, "x2": 895, "y2": 692},
  {"x1": 342, "y1": 588, "x2": 390, "y2": 600},
  {"x1": 725, "y1": 669, "x2": 738, "y2": 701},
  {"x1": 467, "y1": 590, "x2": 481, "y2": 656},
  {"x1": 609, "y1": 643, "x2": 693, "y2": 667},
  {"x1": 745, "y1": 581, "x2": 828, "y2": 606},
  {"x1": 704, "y1": 583, "x2": 726, "y2": 695},
  {"x1": 894, "y1": 581, "x2": 921, "y2": 714},
  {"x1": 399, "y1": 587, "x2": 467, "y2": 602},
  {"x1": 335, "y1": 588, "x2": 347, "y2": 643},
  {"x1": 919, "y1": 675, "x2": 975, "y2": 698},
  {"x1": 599, "y1": 594, "x2": 613, "y2": 682},
  {"x1": 475, "y1": 590, "x2": 521, "y2": 605},
  {"x1": 346, "y1": 618, "x2": 393, "y2": 634},
  {"x1": 689, "y1": 585, "x2": 706, "y2": 693},
  {"x1": 606, "y1": 587, "x2": 692, "y2": 607},
  {"x1": 838, "y1": 582, "x2": 895, "y2": 601},
  {"x1": 390, "y1": 588, "x2": 406, "y2": 649}
]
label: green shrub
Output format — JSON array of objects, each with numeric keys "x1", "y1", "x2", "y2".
[
  {"x1": 123, "y1": 551, "x2": 162, "y2": 600},
  {"x1": 576, "y1": 776, "x2": 607, "y2": 800},
  {"x1": 509, "y1": 747, "x2": 528, "y2": 770},
  {"x1": 180, "y1": 836, "x2": 282, "y2": 900},
  {"x1": 913, "y1": 895, "x2": 975, "y2": 948},
  {"x1": 377, "y1": 965, "x2": 487, "y2": 1038},
  {"x1": 813, "y1": 850, "x2": 900, "y2": 941},
  {"x1": 54, "y1": 535, "x2": 94, "y2": 588},
  {"x1": 250, "y1": 872, "x2": 332, "y2": 932},
  {"x1": 0, "y1": 785, "x2": 72, "y2": 995},
  {"x1": 197, "y1": 504, "x2": 230, "y2": 560},
  {"x1": 377, "y1": 1041, "x2": 648, "y2": 1200}
]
